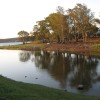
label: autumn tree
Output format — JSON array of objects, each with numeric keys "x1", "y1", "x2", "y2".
[
  {"x1": 32, "y1": 20, "x2": 51, "y2": 43},
  {"x1": 46, "y1": 12, "x2": 67, "y2": 43},
  {"x1": 72, "y1": 4, "x2": 94, "y2": 42},
  {"x1": 95, "y1": 18, "x2": 100, "y2": 24},
  {"x1": 56, "y1": 6, "x2": 68, "y2": 43},
  {"x1": 18, "y1": 30, "x2": 29, "y2": 44},
  {"x1": 67, "y1": 8, "x2": 80, "y2": 42},
  {"x1": 31, "y1": 4, "x2": 98, "y2": 43},
  {"x1": 29, "y1": 31, "x2": 35, "y2": 41},
  {"x1": 32, "y1": 24, "x2": 40, "y2": 40}
]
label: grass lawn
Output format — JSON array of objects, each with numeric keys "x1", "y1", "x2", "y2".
[{"x1": 0, "y1": 75, "x2": 100, "y2": 100}]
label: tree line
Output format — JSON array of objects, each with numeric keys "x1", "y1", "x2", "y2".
[{"x1": 18, "y1": 3, "x2": 100, "y2": 44}]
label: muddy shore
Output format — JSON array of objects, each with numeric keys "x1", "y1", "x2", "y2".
[{"x1": 44, "y1": 42, "x2": 100, "y2": 57}]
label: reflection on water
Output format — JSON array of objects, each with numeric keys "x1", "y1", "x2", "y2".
[
  {"x1": 19, "y1": 51, "x2": 31, "y2": 62},
  {"x1": 0, "y1": 50, "x2": 100, "y2": 96}
]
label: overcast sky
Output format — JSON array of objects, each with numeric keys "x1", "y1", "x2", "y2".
[{"x1": 0, "y1": 0, "x2": 100, "y2": 39}]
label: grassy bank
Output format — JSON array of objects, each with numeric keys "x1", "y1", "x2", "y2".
[
  {"x1": 91, "y1": 44, "x2": 100, "y2": 51},
  {"x1": 0, "y1": 75, "x2": 100, "y2": 100},
  {"x1": 0, "y1": 41, "x2": 45, "y2": 50},
  {"x1": 90, "y1": 44, "x2": 100, "y2": 56}
]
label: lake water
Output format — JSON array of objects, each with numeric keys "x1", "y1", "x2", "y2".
[
  {"x1": 0, "y1": 50, "x2": 100, "y2": 96},
  {"x1": 0, "y1": 42, "x2": 23, "y2": 46}
]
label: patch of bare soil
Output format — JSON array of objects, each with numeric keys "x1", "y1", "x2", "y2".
[{"x1": 44, "y1": 42, "x2": 100, "y2": 56}]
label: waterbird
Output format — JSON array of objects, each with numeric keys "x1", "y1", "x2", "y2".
[
  {"x1": 77, "y1": 84, "x2": 84, "y2": 90},
  {"x1": 64, "y1": 89, "x2": 67, "y2": 92},
  {"x1": 35, "y1": 78, "x2": 38, "y2": 79}
]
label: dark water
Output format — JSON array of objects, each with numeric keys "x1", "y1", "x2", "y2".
[{"x1": 0, "y1": 50, "x2": 100, "y2": 96}]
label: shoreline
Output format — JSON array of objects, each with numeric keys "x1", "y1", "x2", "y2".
[
  {"x1": 0, "y1": 75, "x2": 100, "y2": 100},
  {"x1": 44, "y1": 42, "x2": 100, "y2": 57},
  {"x1": 0, "y1": 42, "x2": 100, "y2": 57}
]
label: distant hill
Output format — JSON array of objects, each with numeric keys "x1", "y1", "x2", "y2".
[{"x1": 0, "y1": 38, "x2": 20, "y2": 43}]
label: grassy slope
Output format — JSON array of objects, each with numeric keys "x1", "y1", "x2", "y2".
[{"x1": 0, "y1": 76, "x2": 100, "y2": 100}]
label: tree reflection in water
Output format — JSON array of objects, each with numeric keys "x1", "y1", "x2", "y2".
[
  {"x1": 19, "y1": 51, "x2": 31, "y2": 62},
  {"x1": 19, "y1": 50, "x2": 100, "y2": 91}
]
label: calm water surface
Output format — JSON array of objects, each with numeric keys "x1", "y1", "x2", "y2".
[
  {"x1": 0, "y1": 50, "x2": 100, "y2": 96},
  {"x1": 0, "y1": 42, "x2": 23, "y2": 46}
]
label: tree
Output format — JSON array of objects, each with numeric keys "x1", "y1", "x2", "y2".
[
  {"x1": 32, "y1": 24, "x2": 40, "y2": 40},
  {"x1": 56, "y1": 6, "x2": 68, "y2": 43},
  {"x1": 18, "y1": 30, "x2": 29, "y2": 44},
  {"x1": 67, "y1": 8, "x2": 80, "y2": 42},
  {"x1": 19, "y1": 51, "x2": 31, "y2": 62},
  {"x1": 72, "y1": 4, "x2": 94, "y2": 42},
  {"x1": 95, "y1": 18, "x2": 100, "y2": 24},
  {"x1": 37, "y1": 20, "x2": 50, "y2": 42},
  {"x1": 29, "y1": 31, "x2": 35, "y2": 41},
  {"x1": 31, "y1": 4, "x2": 98, "y2": 43},
  {"x1": 46, "y1": 12, "x2": 67, "y2": 43},
  {"x1": 32, "y1": 20, "x2": 51, "y2": 42}
]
